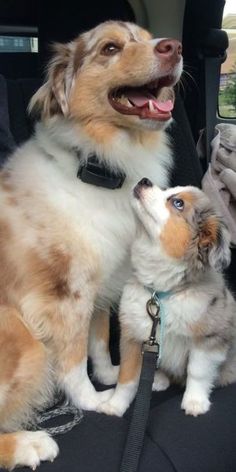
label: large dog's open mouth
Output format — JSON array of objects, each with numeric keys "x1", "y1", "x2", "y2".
[{"x1": 108, "y1": 75, "x2": 175, "y2": 121}]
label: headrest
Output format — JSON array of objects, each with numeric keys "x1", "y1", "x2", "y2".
[{"x1": 38, "y1": 0, "x2": 135, "y2": 69}]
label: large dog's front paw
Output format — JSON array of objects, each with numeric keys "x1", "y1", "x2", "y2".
[
  {"x1": 13, "y1": 431, "x2": 59, "y2": 470},
  {"x1": 74, "y1": 388, "x2": 115, "y2": 411},
  {"x1": 97, "y1": 396, "x2": 128, "y2": 417},
  {"x1": 181, "y1": 393, "x2": 211, "y2": 416},
  {"x1": 93, "y1": 365, "x2": 119, "y2": 385}
]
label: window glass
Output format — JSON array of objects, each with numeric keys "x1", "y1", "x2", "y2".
[
  {"x1": 218, "y1": 0, "x2": 236, "y2": 118},
  {"x1": 0, "y1": 36, "x2": 38, "y2": 53}
]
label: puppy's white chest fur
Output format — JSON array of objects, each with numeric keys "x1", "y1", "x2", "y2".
[{"x1": 120, "y1": 280, "x2": 210, "y2": 376}]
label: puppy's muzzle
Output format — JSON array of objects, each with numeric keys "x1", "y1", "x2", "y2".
[{"x1": 133, "y1": 178, "x2": 153, "y2": 198}]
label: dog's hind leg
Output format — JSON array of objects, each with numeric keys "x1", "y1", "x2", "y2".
[
  {"x1": 0, "y1": 305, "x2": 58, "y2": 470},
  {"x1": 89, "y1": 310, "x2": 119, "y2": 385}
]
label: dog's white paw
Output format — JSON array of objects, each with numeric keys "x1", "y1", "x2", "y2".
[
  {"x1": 97, "y1": 398, "x2": 127, "y2": 417},
  {"x1": 181, "y1": 394, "x2": 211, "y2": 416},
  {"x1": 13, "y1": 431, "x2": 59, "y2": 469},
  {"x1": 152, "y1": 370, "x2": 170, "y2": 392},
  {"x1": 97, "y1": 388, "x2": 115, "y2": 402},
  {"x1": 94, "y1": 365, "x2": 119, "y2": 385},
  {"x1": 75, "y1": 388, "x2": 115, "y2": 411}
]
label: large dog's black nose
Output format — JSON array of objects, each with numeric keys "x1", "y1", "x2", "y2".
[
  {"x1": 138, "y1": 178, "x2": 153, "y2": 188},
  {"x1": 133, "y1": 178, "x2": 153, "y2": 198}
]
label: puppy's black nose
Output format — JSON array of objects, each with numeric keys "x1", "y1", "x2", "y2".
[
  {"x1": 138, "y1": 178, "x2": 153, "y2": 188},
  {"x1": 133, "y1": 178, "x2": 153, "y2": 199}
]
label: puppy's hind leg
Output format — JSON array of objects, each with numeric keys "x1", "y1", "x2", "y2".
[
  {"x1": 181, "y1": 346, "x2": 227, "y2": 416},
  {"x1": 0, "y1": 305, "x2": 58, "y2": 470},
  {"x1": 152, "y1": 369, "x2": 170, "y2": 392},
  {"x1": 89, "y1": 310, "x2": 119, "y2": 385}
]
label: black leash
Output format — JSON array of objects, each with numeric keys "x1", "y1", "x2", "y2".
[{"x1": 120, "y1": 293, "x2": 161, "y2": 472}]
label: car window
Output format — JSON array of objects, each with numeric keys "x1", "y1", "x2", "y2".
[
  {"x1": 218, "y1": 0, "x2": 236, "y2": 118},
  {"x1": 0, "y1": 35, "x2": 38, "y2": 53}
]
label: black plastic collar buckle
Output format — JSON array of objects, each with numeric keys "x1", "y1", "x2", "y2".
[{"x1": 77, "y1": 154, "x2": 126, "y2": 190}]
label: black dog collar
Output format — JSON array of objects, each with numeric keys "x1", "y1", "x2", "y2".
[{"x1": 77, "y1": 154, "x2": 126, "y2": 190}]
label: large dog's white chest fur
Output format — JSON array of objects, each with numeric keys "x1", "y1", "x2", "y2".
[{"x1": 4, "y1": 123, "x2": 171, "y2": 308}]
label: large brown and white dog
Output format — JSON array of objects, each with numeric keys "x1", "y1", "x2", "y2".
[{"x1": 0, "y1": 21, "x2": 182, "y2": 469}]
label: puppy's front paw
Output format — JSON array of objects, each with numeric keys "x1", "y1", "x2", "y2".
[
  {"x1": 97, "y1": 397, "x2": 127, "y2": 417},
  {"x1": 181, "y1": 393, "x2": 211, "y2": 416},
  {"x1": 152, "y1": 370, "x2": 170, "y2": 392}
]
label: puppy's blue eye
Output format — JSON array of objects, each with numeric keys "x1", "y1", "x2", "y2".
[{"x1": 172, "y1": 198, "x2": 184, "y2": 210}]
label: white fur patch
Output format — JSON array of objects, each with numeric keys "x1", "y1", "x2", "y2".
[
  {"x1": 97, "y1": 380, "x2": 138, "y2": 417},
  {"x1": 13, "y1": 431, "x2": 59, "y2": 469},
  {"x1": 63, "y1": 359, "x2": 114, "y2": 411},
  {"x1": 152, "y1": 370, "x2": 170, "y2": 392},
  {"x1": 89, "y1": 338, "x2": 119, "y2": 385},
  {"x1": 181, "y1": 347, "x2": 227, "y2": 416}
]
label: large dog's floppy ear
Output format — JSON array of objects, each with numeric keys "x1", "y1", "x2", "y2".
[
  {"x1": 199, "y1": 216, "x2": 231, "y2": 271},
  {"x1": 29, "y1": 41, "x2": 81, "y2": 119}
]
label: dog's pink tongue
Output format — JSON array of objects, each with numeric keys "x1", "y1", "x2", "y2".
[{"x1": 127, "y1": 90, "x2": 173, "y2": 112}]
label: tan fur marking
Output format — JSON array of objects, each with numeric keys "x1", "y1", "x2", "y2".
[
  {"x1": 27, "y1": 247, "x2": 71, "y2": 299},
  {"x1": 0, "y1": 219, "x2": 11, "y2": 241},
  {"x1": 0, "y1": 434, "x2": 16, "y2": 469},
  {"x1": 0, "y1": 306, "x2": 51, "y2": 431},
  {"x1": 0, "y1": 220, "x2": 15, "y2": 305},
  {"x1": 7, "y1": 196, "x2": 17, "y2": 206},
  {"x1": 61, "y1": 338, "x2": 87, "y2": 374},
  {"x1": 119, "y1": 334, "x2": 142, "y2": 384},
  {"x1": 177, "y1": 191, "x2": 196, "y2": 205},
  {"x1": 160, "y1": 217, "x2": 192, "y2": 259},
  {"x1": 93, "y1": 311, "x2": 110, "y2": 346},
  {"x1": 190, "y1": 320, "x2": 208, "y2": 338},
  {"x1": 138, "y1": 28, "x2": 152, "y2": 41},
  {"x1": 166, "y1": 191, "x2": 196, "y2": 218},
  {"x1": 199, "y1": 217, "x2": 219, "y2": 247}
]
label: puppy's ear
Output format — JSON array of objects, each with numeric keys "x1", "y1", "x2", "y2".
[
  {"x1": 29, "y1": 39, "x2": 84, "y2": 119},
  {"x1": 199, "y1": 216, "x2": 231, "y2": 271}
]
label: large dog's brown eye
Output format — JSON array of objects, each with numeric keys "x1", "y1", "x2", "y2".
[{"x1": 101, "y1": 43, "x2": 121, "y2": 56}]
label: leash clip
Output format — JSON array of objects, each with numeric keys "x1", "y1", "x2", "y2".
[{"x1": 142, "y1": 293, "x2": 161, "y2": 355}]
